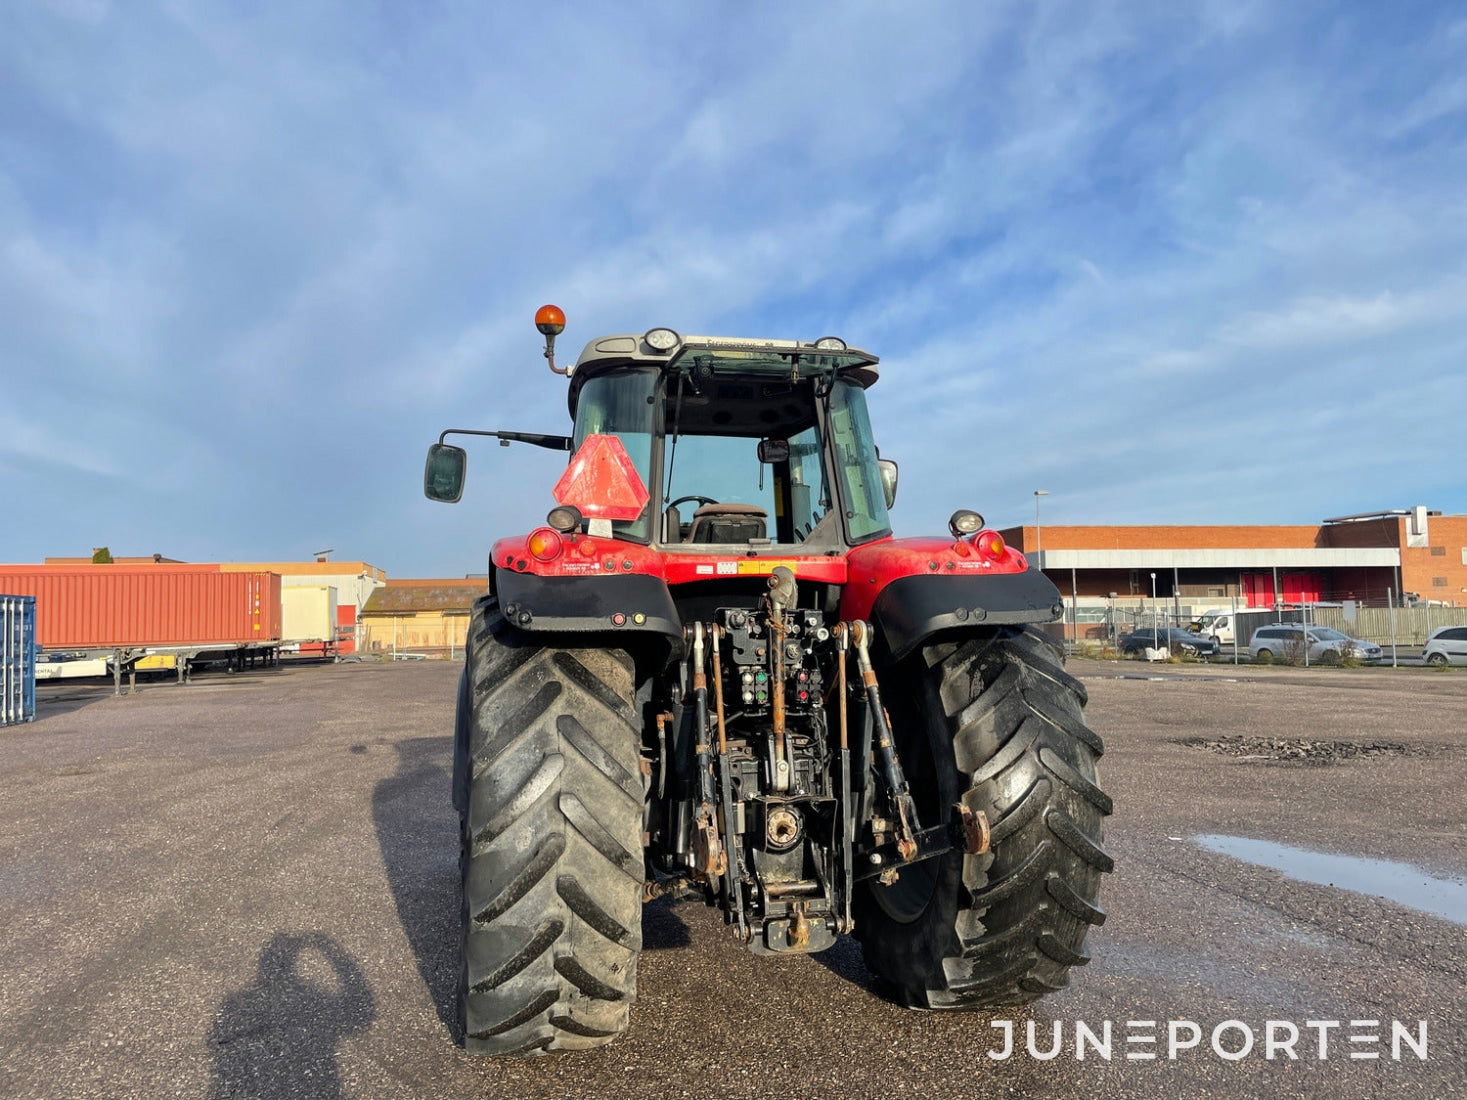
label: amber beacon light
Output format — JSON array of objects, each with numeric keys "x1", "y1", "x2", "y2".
[{"x1": 537, "y1": 304, "x2": 569, "y2": 374}]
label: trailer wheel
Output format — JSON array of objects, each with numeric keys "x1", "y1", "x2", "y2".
[
  {"x1": 456, "y1": 596, "x2": 643, "y2": 1055},
  {"x1": 853, "y1": 626, "x2": 1111, "y2": 1009}
]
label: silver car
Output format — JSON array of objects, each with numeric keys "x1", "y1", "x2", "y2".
[
  {"x1": 1423, "y1": 625, "x2": 1467, "y2": 667},
  {"x1": 1248, "y1": 624, "x2": 1382, "y2": 664}
]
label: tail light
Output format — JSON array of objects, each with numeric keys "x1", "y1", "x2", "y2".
[
  {"x1": 974, "y1": 530, "x2": 1007, "y2": 561},
  {"x1": 527, "y1": 528, "x2": 563, "y2": 562}
]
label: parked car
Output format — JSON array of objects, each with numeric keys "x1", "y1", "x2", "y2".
[
  {"x1": 1423, "y1": 625, "x2": 1467, "y2": 667},
  {"x1": 1119, "y1": 627, "x2": 1219, "y2": 658},
  {"x1": 1248, "y1": 624, "x2": 1382, "y2": 664}
]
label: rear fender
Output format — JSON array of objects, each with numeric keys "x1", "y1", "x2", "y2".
[
  {"x1": 495, "y1": 568, "x2": 684, "y2": 654},
  {"x1": 866, "y1": 570, "x2": 1064, "y2": 662},
  {"x1": 839, "y1": 536, "x2": 1061, "y2": 660}
]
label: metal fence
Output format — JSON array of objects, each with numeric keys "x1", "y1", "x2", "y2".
[
  {"x1": 1058, "y1": 597, "x2": 1467, "y2": 654},
  {"x1": 1310, "y1": 606, "x2": 1467, "y2": 646},
  {"x1": 2, "y1": 595, "x2": 37, "y2": 726}
]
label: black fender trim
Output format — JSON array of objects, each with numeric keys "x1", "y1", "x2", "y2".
[
  {"x1": 870, "y1": 569, "x2": 1064, "y2": 661},
  {"x1": 496, "y1": 570, "x2": 684, "y2": 648}
]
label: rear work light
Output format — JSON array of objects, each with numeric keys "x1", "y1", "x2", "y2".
[
  {"x1": 644, "y1": 327, "x2": 680, "y2": 352},
  {"x1": 546, "y1": 505, "x2": 582, "y2": 533},
  {"x1": 527, "y1": 528, "x2": 563, "y2": 562},
  {"x1": 948, "y1": 509, "x2": 984, "y2": 538}
]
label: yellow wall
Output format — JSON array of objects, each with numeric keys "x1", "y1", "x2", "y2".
[{"x1": 360, "y1": 610, "x2": 470, "y2": 653}]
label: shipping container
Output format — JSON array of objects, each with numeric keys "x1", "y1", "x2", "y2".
[
  {"x1": 281, "y1": 585, "x2": 338, "y2": 644},
  {"x1": 0, "y1": 569, "x2": 282, "y2": 649},
  {"x1": 336, "y1": 603, "x2": 358, "y2": 654},
  {"x1": 2, "y1": 595, "x2": 37, "y2": 725}
]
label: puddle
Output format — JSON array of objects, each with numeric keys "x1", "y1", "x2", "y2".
[{"x1": 1194, "y1": 834, "x2": 1467, "y2": 926}]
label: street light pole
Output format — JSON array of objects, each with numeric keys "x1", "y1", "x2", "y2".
[{"x1": 1033, "y1": 489, "x2": 1050, "y2": 569}]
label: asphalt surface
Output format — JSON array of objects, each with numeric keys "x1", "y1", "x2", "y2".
[{"x1": 1, "y1": 658, "x2": 1464, "y2": 1099}]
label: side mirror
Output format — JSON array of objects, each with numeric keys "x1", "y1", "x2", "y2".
[
  {"x1": 424, "y1": 443, "x2": 467, "y2": 503},
  {"x1": 757, "y1": 439, "x2": 790, "y2": 464},
  {"x1": 876, "y1": 458, "x2": 898, "y2": 509}
]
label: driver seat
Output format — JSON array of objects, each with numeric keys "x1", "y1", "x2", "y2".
[{"x1": 688, "y1": 503, "x2": 768, "y2": 544}]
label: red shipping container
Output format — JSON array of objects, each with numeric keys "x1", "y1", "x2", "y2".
[
  {"x1": 336, "y1": 604, "x2": 357, "y2": 654},
  {"x1": 0, "y1": 568, "x2": 282, "y2": 648}
]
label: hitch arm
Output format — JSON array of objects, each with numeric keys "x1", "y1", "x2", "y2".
[
  {"x1": 835, "y1": 624, "x2": 855, "y2": 932},
  {"x1": 689, "y1": 624, "x2": 726, "y2": 880},
  {"x1": 850, "y1": 620, "x2": 920, "y2": 862},
  {"x1": 709, "y1": 625, "x2": 749, "y2": 942},
  {"x1": 854, "y1": 804, "x2": 991, "y2": 883}
]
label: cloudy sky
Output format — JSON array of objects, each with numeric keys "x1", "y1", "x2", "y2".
[{"x1": 3, "y1": 1, "x2": 1465, "y2": 577}]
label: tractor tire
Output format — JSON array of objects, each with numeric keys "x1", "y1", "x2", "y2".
[
  {"x1": 457, "y1": 596, "x2": 644, "y2": 1056},
  {"x1": 853, "y1": 625, "x2": 1111, "y2": 1009}
]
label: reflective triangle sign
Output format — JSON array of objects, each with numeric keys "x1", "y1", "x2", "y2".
[{"x1": 552, "y1": 433, "x2": 650, "y2": 521}]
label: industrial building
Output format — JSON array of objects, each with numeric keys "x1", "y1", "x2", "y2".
[
  {"x1": 998, "y1": 506, "x2": 1467, "y2": 645},
  {"x1": 1001, "y1": 506, "x2": 1467, "y2": 608}
]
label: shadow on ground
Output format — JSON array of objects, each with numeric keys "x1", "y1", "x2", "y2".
[
  {"x1": 33, "y1": 685, "x2": 120, "y2": 719},
  {"x1": 372, "y1": 736, "x2": 460, "y2": 1041},
  {"x1": 810, "y1": 934, "x2": 884, "y2": 995},
  {"x1": 208, "y1": 931, "x2": 374, "y2": 1099},
  {"x1": 642, "y1": 896, "x2": 694, "y2": 950}
]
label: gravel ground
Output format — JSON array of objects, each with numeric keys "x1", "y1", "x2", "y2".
[{"x1": 1, "y1": 658, "x2": 1463, "y2": 1099}]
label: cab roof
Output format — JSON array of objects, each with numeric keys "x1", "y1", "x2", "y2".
[{"x1": 566, "y1": 333, "x2": 880, "y2": 415}]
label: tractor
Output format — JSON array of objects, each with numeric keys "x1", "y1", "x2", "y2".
[{"x1": 423, "y1": 306, "x2": 1111, "y2": 1055}]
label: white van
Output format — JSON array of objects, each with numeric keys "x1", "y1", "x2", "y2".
[
  {"x1": 1189, "y1": 609, "x2": 1248, "y2": 646},
  {"x1": 1189, "y1": 608, "x2": 1284, "y2": 647}
]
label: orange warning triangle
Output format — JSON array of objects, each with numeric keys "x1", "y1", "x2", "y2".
[{"x1": 552, "y1": 433, "x2": 651, "y2": 521}]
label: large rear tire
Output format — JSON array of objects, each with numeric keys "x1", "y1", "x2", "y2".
[
  {"x1": 457, "y1": 596, "x2": 644, "y2": 1055},
  {"x1": 853, "y1": 626, "x2": 1111, "y2": 1008}
]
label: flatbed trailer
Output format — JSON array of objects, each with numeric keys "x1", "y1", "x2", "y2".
[{"x1": 37, "y1": 642, "x2": 281, "y2": 694}]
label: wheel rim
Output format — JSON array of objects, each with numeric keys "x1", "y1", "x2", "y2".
[{"x1": 869, "y1": 855, "x2": 941, "y2": 922}]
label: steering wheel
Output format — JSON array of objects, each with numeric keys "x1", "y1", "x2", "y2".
[{"x1": 667, "y1": 494, "x2": 719, "y2": 510}]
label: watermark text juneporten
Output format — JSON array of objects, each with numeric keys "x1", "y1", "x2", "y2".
[{"x1": 985, "y1": 1019, "x2": 1428, "y2": 1062}]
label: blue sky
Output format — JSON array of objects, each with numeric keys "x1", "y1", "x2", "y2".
[{"x1": 3, "y1": 1, "x2": 1465, "y2": 577}]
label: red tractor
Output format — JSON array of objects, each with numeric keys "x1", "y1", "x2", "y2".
[{"x1": 424, "y1": 306, "x2": 1110, "y2": 1055}]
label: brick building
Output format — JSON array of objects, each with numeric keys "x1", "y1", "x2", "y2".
[{"x1": 1001, "y1": 506, "x2": 1467, "y2": 610}]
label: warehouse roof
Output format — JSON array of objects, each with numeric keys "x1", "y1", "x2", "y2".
[{"x1": 362, "y1": 579, "x2": 485, "y2": 614}]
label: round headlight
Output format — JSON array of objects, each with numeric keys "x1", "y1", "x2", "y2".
[
  {"x1": 644, "y1": 327, "x2": 680, "y2": 352},
  {"x1": 948, "y1": 509, "x2": 984, "y2": 537},
  {"x1": 813, "y1": 336, "x2": 846, "y2": 351}
]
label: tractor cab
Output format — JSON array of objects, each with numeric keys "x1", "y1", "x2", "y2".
[{"x1": 566, "y1": 339, "x2": 896, "y2": 551}]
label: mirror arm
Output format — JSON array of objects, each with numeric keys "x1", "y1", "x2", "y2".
[{"x1": 437, "y1": 428, "x2": 573, "y2": 452}]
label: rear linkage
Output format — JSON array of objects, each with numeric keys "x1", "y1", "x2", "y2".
[{"x1": 647, "y1": 567, "x2": 991, "y2": 954}]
